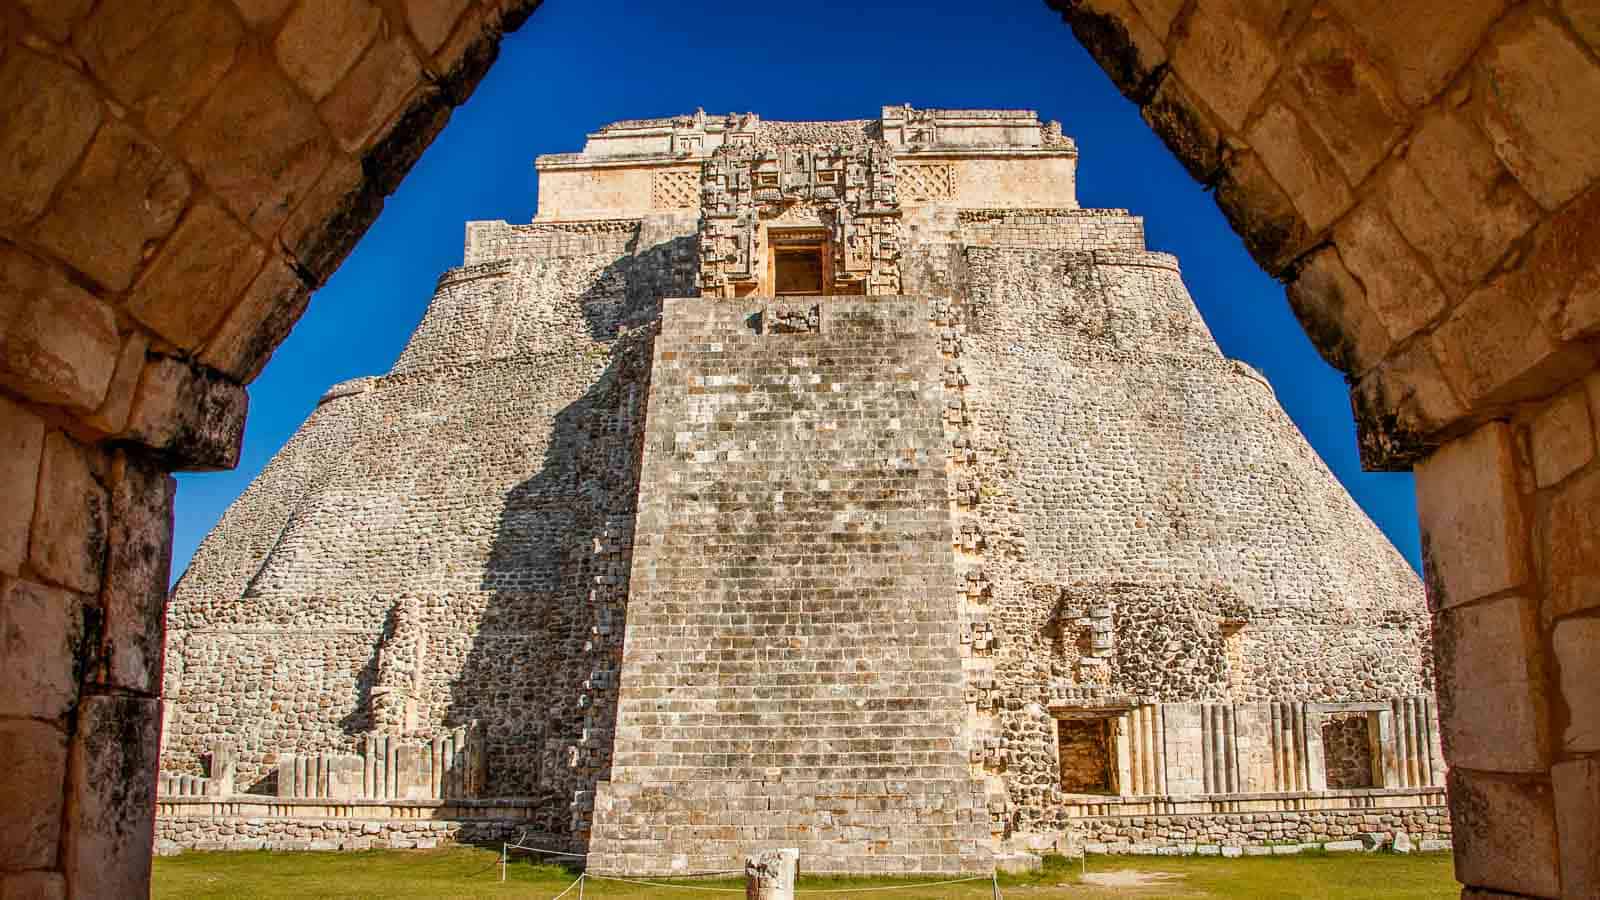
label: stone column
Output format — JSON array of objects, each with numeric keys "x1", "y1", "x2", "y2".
[{"x1": 745, "y1": 848, "x2": 798, "y2": 900}]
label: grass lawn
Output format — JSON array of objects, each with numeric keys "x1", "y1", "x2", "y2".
[{"x1": 153, "y1": 846, "x2": 1459, "y2": 899}]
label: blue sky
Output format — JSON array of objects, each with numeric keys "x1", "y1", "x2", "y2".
[{"x1": 170, "y1": 0, "x2": 1421, "y2": 580}]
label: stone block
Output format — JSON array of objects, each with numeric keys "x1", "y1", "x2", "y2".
[
  {"x1": 405, "y1": 0, "x2": 474, "y2": 53},
  {"x1": 1448, "y1": 769, "x2": 1560, "y2": 898},
  {"x1": 1551, "y1": 616, "x2": 1600, "y2": 752},
  {"x1": 28, "y1": 432, "x2": 107, "y2": 594},
  {"x1": 35, "y1": 118, "x2": 192, "y2": 293},
  {"x1": 63, "y1": 694, "x2": 160, "y2": 900},
  {"x1": 1541, "y1": 464, "x2": 1600, "y2": 621},
  {"x1": 101, "y1": 451, "x2": 175, "y2": 693},
  {"x1": 174, "y1": 54, "x2": 333, "y2": 239},
  {"x1": 274, "y1": 0, "x2": 383, "y2": 102},
  {"x1": 1529, "y1": 388, "x2": 1595, "y2": 489},
  {"x1": 0, "y1": 48, "x2": 103, "y2": 229},
  {"x1": 1415, "y1": 423, "x2": 1530, "y2": 608},
  {"x1": 318, "y1": 36, "x2": 425, "y2": 153},
  {"x1": 1331, "y1": 202, "x2": 1448, "y2": 344},
  {"x1": 1433, "y1": 266, "x2": 1595, "y2": 410},
  {"x1": 1474, "y1": 7, "x2": 1600, "y2": 210},
  {"x1": 278, "y1": 156, "x2": 378, "y2": 287},
  {"x1": 1245, "y1": 102, "x2": 1352, "y2": 234},
  {"x1": 200, "y1": 257, "x2": 312, "y2": 383},
  {"x1": 1433, "y1": 594, "x2": 1551, "y2": 772},
  {"x1": 0, "y1": 248, "x2": 119, "y2": 412},
  {"x1": 74, "y1": 0, "x2": 244, "y2": 137},
  {"x1": 1169, "y1": 0, "x2": 1292, "y2": 130},
  {"x1": 128, "y1": 201, "x2": 266, "y2": 351},
  {"x1": 1323, "y1": 840, "x2": 1362, "y2": 852},
  {"x1": 124, "y1": 356, "x2": 249, "y2": 471},
  {"x1": 0, "y1": 393, "x2": 43, "y2": 575},
  {"x1": 1379, "y1": 109, "x2": 1541, "y2": 297},
  {"x1": 1328, "y1": 0, "x2": 1505, "y2": 107},
  {"x1": 1351, "y1": 337, "x2": 1466, "y2": 470},
  {"x1": 1285, "y1": 245, "x2": 1391, "y2": 376},
  {"x1": 1212, "y1": 150, "x2": 1314, "y2": 275},
  {"x1": 1141, "y1": 74, "x2": 1224, "y2": 183},
  {"x1": 83, "y1": 331, "x2": 149, "y2": 436},
  {"x1": 1552, "y1": 758, "x2": 1599, "y2": 900},
  {"x1": 0, "y1": 576, "x2": 83, "y2": 720},
  {"x1": 0, "y1": 718, "x2": 67, "y2": 870},
  {"x1": 1065, "y1": 0, "x2": 1170, "y2": 102},
  {"x1": 1274, "y1": 15, "x2": 1409, "y2": 185},
  {"x1": 0, "y1": 871, "x2": 65, "y2": 900}
]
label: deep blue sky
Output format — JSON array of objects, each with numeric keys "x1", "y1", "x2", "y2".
[{"x1": 170, "y1": 0, "x2": 1422, "y2": 581}]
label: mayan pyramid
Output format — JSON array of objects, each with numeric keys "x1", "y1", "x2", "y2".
[{"x1": 158, "y1": 108, "x2": 1445, "y2": 873}]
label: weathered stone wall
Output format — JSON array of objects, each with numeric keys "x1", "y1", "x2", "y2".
[
  {"x1": 1075, "y1": 802, "x2": 1450, "y2": 854},
  {"x1": 587, "y1": 296, "x2": 990, "y2": 876},
  {"x1": 163, "y1": 215, "x2": 697, "y2": 838},
  {"x1": 1323, "y1": 713, "x2": 1376, "y2": 790}
]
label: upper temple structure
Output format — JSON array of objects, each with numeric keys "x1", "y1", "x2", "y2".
[{"x1": 156, "y1": 107, "x2": 1448, "y2": 873}]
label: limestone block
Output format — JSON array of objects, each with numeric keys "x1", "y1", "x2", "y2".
[
  {"x1": 29, "y1": 432, "x2": 107, "y2": 595},
  {"x1": 274, "y1": 0, "x2": 382, "y2": 102},
  {"x1": 1274, "y1": 15, "x2": 1409, "y2": 186},
  {"x1": 1327, "y1": 0, "x2": 1506, "y2": 107},
  {"x1": 405, "y1": 0, "x2": 474, "y2": 53},
  {"x1": 127, "y1": 201, "x2": 267, "y2": 351},
  {"x1": 1433, "y1": 594, "x2": 1551, "y2": 772},
  {"x1": 1433, "y1": 270, "x2": 1594, "y2": 409},
  {"x1": 0, "y1": 393, "x2": 43, "y2": 575},
  {"x1": 317, "y1": 36, "x2": 425, "y2": 154},
  {"x1": 1539, "y1": 464, "x2": 1600, "y2": 620},
  {"x1": 34, "y1": 118, "x2": 192, "y2": 293},
  {"x1": 1245, "y1": 102, "x2": 1352, "y2": 234},
  {"x1": 1169, "y1": 0, "x2": 1288, "y2": 130},
  {"x1": 1415, "y1": 423, "x2": 1529, "y2": 609},
  {"x1": 0, "y1": 576, "x2": 83, "y2": 720},
  {"x1": 0, "y1": 871, "x2": 65, "y2": 900},
  {"x1": 124, "y1": 355, "x2": 249, "y2": 471},
  {"x1": 1067, "y1": 0, "x2": 1170, "y2": 101},
  {"x1": 1552, "y1": 616, "x2": 1600, "y2": 752},
  {"x1": 0, "y1": 48, "x2": 103, "y2": 228},
  {"x1": 1212, "y1": 150, "x2": 1314, "y2": 274},
  {"x1": 1529, "y1": 388, "x2": 1595, "y2": 488},
  {"x1": 200, "y1": 257, "x2": 313, "y2": 383},
  {"x1": 0, "y1": 718, "x2": 67, "y2": 869},
  {"x1": 1474, "y1": 7, "x2": 1600, "y2": 210},
  {"x1": 1285, "y1": 246, "x2": 1391, "y2": 377},
  {"x1": 1331, "y1": 202, "x2": 1448, "y2": 345},
  {"x1": 1140, "y1": 75, "x2": 1223, "y2": 183},
  {"x1": 73, "y1": 0, "x2": 243, "y2": 137},
  {"x1": 277, "y1": 156, "x2": 375, "y2": 287},
  {"x1": 101, "y1": 451, "x2": 176, "y2": 693},
  {"x1": 0, "y1": 248, "x2": 119, "y2": 411},
  {"x1": 1379, "y1": 109, "x2": 1541, "y2": 296},
  {"x1": 1448, "y1": 769, "x2": 1560, "y2": 899},
  {"x1": 63, "y1": 694, "x2": 160, "y2": 900},
  {"x1": 83, "y1": 331, "x2": 149, "y2": 436},
  {"x1": 174, "y1": 55, "x2": 333, "y2": 239},
  {"x1": 1351, "y1": 337, "x2": 1465, "y2": 470},
  {"x1": 1552, "y1": 758, "x2": 1599, "y2": 900},
  {"x1": 746, "y1": 847, "x2": 798, "y2": 900}
]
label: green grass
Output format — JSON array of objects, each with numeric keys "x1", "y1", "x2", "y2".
[{"x1": 152, "y1": 846, "x2": 1458, "y2": 899}]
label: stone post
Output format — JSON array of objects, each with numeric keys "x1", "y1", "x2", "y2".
[{"x1": 745, "y1": 848, "x2": 798, "y2": 900}]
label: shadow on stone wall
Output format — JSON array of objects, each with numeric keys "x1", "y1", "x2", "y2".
[{"x1": 443, "y1": 234, "x2": 693, "y2": 843}]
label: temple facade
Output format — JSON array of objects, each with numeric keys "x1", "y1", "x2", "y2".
[{"x1": 157, "y1": 108, "x2": 1446, "y2": 872}]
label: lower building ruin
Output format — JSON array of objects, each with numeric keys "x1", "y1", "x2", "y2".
[{"x1": 157, "y1": 107, "x2": 1447, "y2": 871}]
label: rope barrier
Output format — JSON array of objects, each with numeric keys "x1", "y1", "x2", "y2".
[
  {"x1": 549, "y1": 872, "x2": 586, "y2": 900},
  {"x1": 584, "y1": 874, "x2": 748, "y2": 892},
  {"x1": 793, "y1": 874, "x2": 993, "y2": 894}
]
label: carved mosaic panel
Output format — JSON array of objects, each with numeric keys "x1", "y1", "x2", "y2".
[
  {"x1": 698, "y1": 144, "x2": 902, "y2": 297},
  {"x1": 899, "y1": 163, "x2": 956, "y2": 201},
  {"x1": 650, "y1": 169, "x2": 698, "y2": 209}
]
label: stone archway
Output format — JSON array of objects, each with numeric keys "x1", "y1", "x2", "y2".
[
  {"x1": 1050, "y1": 2, "x2": 1599, "y2": 895},
  {"x1": 0, "y1": 0, "x2": 1593, "y2": 896}
]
